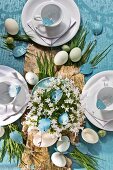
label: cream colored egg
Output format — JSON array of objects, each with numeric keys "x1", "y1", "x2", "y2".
[
  {"x1": 5, "y1": 18, "x2": 19, "y2": 35},
  {"x1": 82, "y1": 128, "x2": 99, "y2": 144},
  {"x1": 25, "y1": 72, "x2": 39, "y2": 85},
  {"x1": 0, "y1": 127, "x2": 5, "y2": 137},
  {"x1": 33, "y1": 132, "x2": 58, "y2": 147},
  {"x1": 69, "y1": 47, "x2": 82, "y2": 62},
  {"x1": 54, "y1": 51, "x2": 68, "y2": 65},
  {"x1": 57, "y1": 136, "x2": 70, "y2": 152},
  {"x1": 51, "y1": 152, "x2": 66, "y2": 167}
]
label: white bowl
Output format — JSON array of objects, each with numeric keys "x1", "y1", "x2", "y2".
[{"x1": 82, "y1": 128, "x2": 99, "y2": 144}]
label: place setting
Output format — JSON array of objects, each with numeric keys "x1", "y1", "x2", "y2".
[
  {"x1": 82, "y1": 71, "x2": 113, "y2": 131},
  {"x1": 21, "y1": 0, "x2": 80, "y2": 46},
  {"x1": 0, "y1": 65, "x2": 30, "y2": 126}
]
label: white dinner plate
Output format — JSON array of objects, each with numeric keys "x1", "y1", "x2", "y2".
[
  {"x1": 0, "y1": 65, "x2": 29, "y2": 126},
  {"x1": 82, "y1": 71, "x2": 113, "y2": 131},
  {"x1": 21, "y1": 0, "x2": 80, "y2": 47},
  {"x1": 32, "y1": 1, "x2": 71, "y2": 39}
]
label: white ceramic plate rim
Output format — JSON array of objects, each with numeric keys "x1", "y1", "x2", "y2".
[
  {"x1": 21, "y1": 0, "x2": 80, "y2": 47},
  {"x1": 0, "y1": 65, "x2": 29, "y2": 126},
  {"x1": 82, "y1": 70, "x2": 113, "y2": 131}
]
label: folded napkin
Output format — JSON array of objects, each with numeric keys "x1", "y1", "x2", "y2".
[{"x1": 27, "y1": 17, "x2": 76, "y2": 46}]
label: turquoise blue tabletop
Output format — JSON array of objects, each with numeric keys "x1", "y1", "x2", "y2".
[{"x1": 0, "y1": 0, "x2": 113, "y2": 170}]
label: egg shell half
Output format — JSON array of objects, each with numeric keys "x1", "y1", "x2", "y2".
[
  {"x1": 57, "y1": 136, "x2": 70, "y2": 152},
  {"x1": 51, "y1": 152, "x2": 66, "y2": 167}
]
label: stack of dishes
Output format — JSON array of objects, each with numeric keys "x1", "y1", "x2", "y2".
[
  {"x1": 21, "y1": 0, "x2": 80, "y2": 47},
  {"x1": 82, "y1": 71, "x2": 113, "y2": 131},
  {"x1": 0, "y1": 65, "x2": 29, "y2": 126}
]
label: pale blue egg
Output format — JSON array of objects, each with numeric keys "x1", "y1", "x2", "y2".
[
  {"x1": 80, "y1": 63, "x2": 93, "y2": 75},
  {"x1": 58, "y1": 112, "x2": 69, "y2": 125},
  {"x1": 13, "y1": 46, "x2": 27, "y2": 58},
  {"x1": 92, "y1": 21, "x2": 103, "y2": 36},
  {"x1": 38, "y1": 118, "x2": 51, "y2": 132},
  {"x1": 8, "y1": 85, "x2": 21, "y2": 98},
  {"x1": 10, "y1": 131, "x2": 23, "y2": 144},
  {"x1": 51, "y1": 89, "x2": 63, "y2": 103},
  {"x1": 96, "y1": 99, "x2": 106, "y2": 110}
]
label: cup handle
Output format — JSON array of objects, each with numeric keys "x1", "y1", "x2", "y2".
[{"x1": 34, "y1": 15, "x2": 42, "y2": 21}]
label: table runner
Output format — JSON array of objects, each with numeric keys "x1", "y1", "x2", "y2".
[{"x1": 0, "y1": 0, "x2": 113, "y2": 170}]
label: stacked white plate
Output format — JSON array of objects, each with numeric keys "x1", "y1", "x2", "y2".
[
  {"x1": 82, "y1": 71, "x2": 113, "y2": 131},
  {"x1": 21, "y1": 0, "x2": 80, "y2": 47},
  {"x1": 0, "y1": 65, "x2": 29, "y2": 126}
]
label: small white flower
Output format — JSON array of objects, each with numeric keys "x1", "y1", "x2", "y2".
[
  {"x1": 65, "y1": 107, "x2": 69, "y2": 112},
  {"x1": 45, "y1": 98, "x2": 51, "y2": 103}
]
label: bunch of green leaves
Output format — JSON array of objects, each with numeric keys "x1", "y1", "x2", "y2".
[
  {"x1": 90, "y1": 43, "x2": 112, "y2": 66},
  {"x1": 68, "y1": 26, "x2": 112, "y2": 67},
  {"x1": 36, "y1": 51, "x2": 55, "y2": 80},
  {"x1": 0, "y1": 124, "x2": 24, "y2": 165},
  {"x1": 1, "y1": 34, "x2": 31, "y2": 42},
  {"x1": 70, "y1": 148, "x2": 99, "y2": 170}
]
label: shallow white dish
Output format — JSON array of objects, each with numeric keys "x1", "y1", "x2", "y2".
[
  {"x1": 32, "y1": 1, "x2": 71, "y2": 39},
  {"x1": 0, "y1": 65, "x2": 29, "y2": 126},
  {"x1": 82, "y1": 71, "x2": 113, "y2": 131},
  {"x1": 21, "y1": 0, "x2": 80, "y2": 47}
]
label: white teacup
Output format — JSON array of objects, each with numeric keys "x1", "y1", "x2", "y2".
[
  {"x1": 97, "y1": 86, "x2": 113, "y2": 111},
  {"x1": 34, "y1": 3, "x2": 62, "y2": 28}
]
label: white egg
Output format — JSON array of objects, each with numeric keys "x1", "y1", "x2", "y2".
[
  {"x1": 33, "y1": 132, "x2": 58, "y2": 147},
  {"x1": 57, "y1": 136, "x2": 70, "y2": 152},
  {"x1": 51, "y1": 152, "x2": 66, "y2": 167},
  {"x1": 69, "y1": 47, "x2": 82, "y2": 62},
  {"x1": 0, "y1": 127, "x2": 5, "y2": 137},
  {"x1": 54, "y1": 51, "x2": 68, "y2": 65},
  {"x1": 5, "y1": 18, "x2": 19, "y2": 35},
  {"x1": 25, "y1": 72, "x2": 39, "y2": 85}
]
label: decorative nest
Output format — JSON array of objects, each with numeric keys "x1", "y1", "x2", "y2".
[{"x1": 23, "y1": 45, "x2": 85, "y2": 170}]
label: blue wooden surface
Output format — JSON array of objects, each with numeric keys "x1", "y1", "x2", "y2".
[{"x1": 0, "y1": 0, "x2": 113, "y2": 169}]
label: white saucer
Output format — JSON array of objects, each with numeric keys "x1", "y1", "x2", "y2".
[
  {"x1": 85, "y1": 78, "x2": 113, "y2": 121},
  {"x1": 82, "y1": 71, "x2": 113, "y2": 131},
  {"x1": 32, "y1": 2, "x2": 71, "y2": 39},
  {"x1": 0, "y1": 65, "x2": 29, "y2": 126},
  {"x1": 21, "y1": 0, "x2": 80, "y2": 47}
]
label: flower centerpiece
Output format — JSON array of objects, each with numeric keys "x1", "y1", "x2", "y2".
[{"x1": 25, "y1": 77, "x2": 85, "y2": 140}]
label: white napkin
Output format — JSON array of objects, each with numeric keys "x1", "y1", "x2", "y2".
[
  {"x1": 86, "y1": 108, "x2": 112, "y2": 127},
  {"x1": 27, "y1": 17, "x2": 76, "y2": 46}
]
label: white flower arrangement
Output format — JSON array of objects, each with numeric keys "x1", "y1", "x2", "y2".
[{"x1": 26, "y1": 77, "x2": 85, "y2": 137}]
